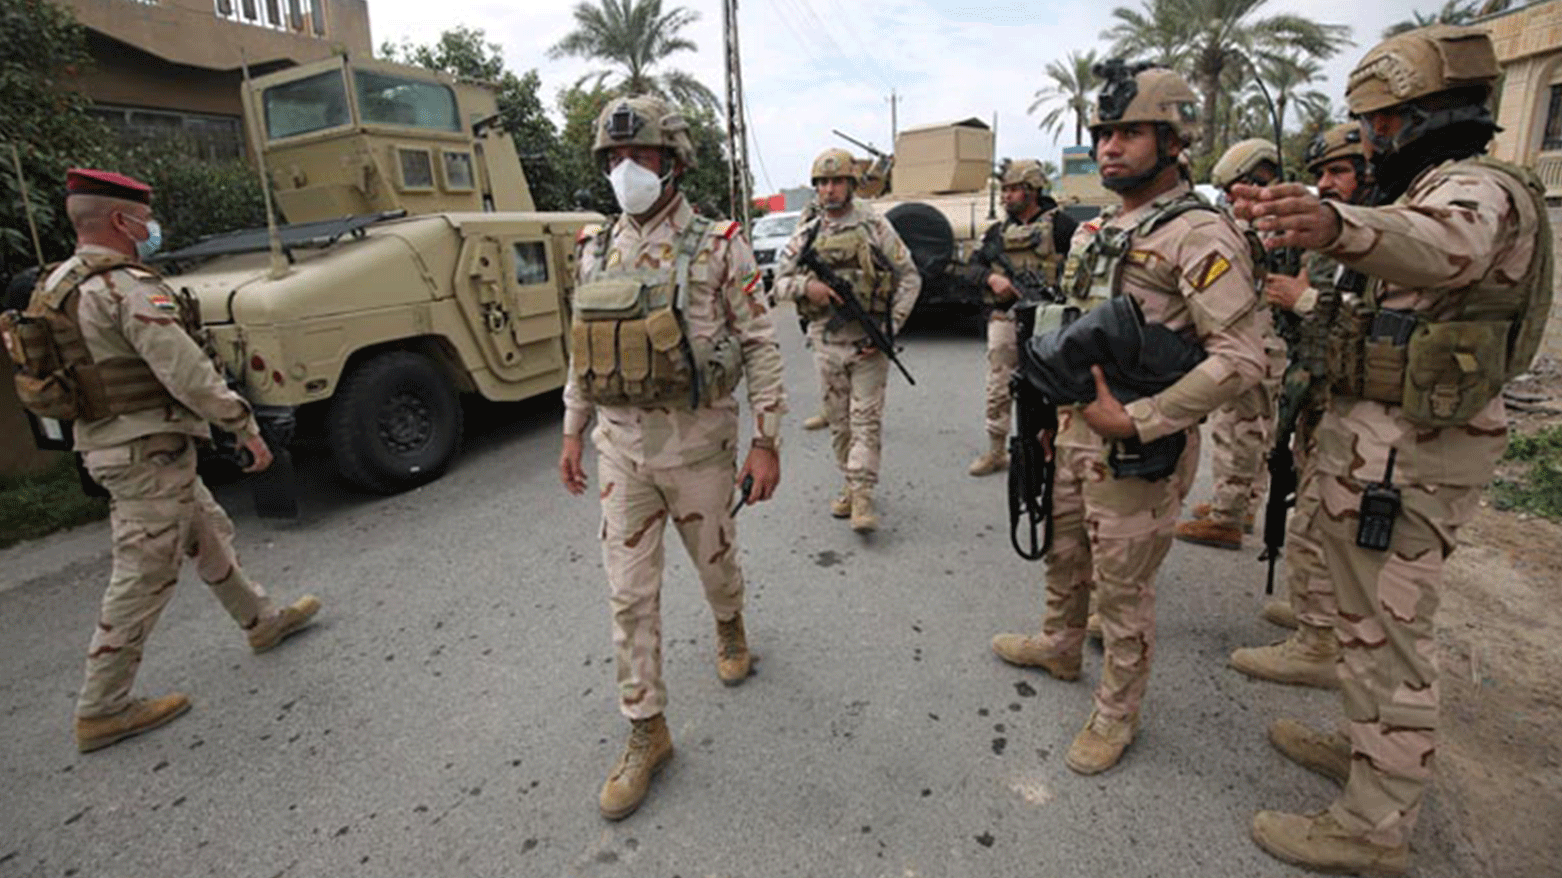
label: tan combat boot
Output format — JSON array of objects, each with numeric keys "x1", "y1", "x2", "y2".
[
  {"x1": 1261, "y1": 599, "x2": 1298, "y2": 629},
  {"x1": 1065, "y1": 709, "x2": 1138, "y2": 775},
  {"x1": 1229, "y1": 624, "x2": 1339, "y2": 689},
  {"x1": 1269, "y1": 718, "x2": 1350, "y2": 785},
  {"x1": 1188, "y1": 502, "x2": 1253, "y2": 532},
  {"x1": 1174, "y1": 517, "x2": 1243, "y2": 550},
  {"x1": 829, "y1": 485, "x2": 852, "y2": 519},
  {"x1": 599, "y1": 714, "x2": 674, "y2": 820},
  {"x1": 989, "y1": 634, "x2": 1081, "y2": 681},
  {"x1": 967, "y1": 434, "x2": 1009, "y2": 477},
  {"x1": 802, "y1": 413, "x2": 828, "y2": 430},
  {"x1": 248, "y1": 595, "x2": 322, "y2": 653},
  {"x1": 715, "y1": 613, "x2": 752, "y2": 685},
  {"x1": 1251, "y1": 810, "x2": 1410, "y2": 876},
  {"x1": 850, "y1": 488, "x2": 878, "y2": 533},
  {"x1": 76, "y1": 693, "x2": 191, "y2": 753}
]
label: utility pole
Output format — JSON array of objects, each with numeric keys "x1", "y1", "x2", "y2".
[
  {"x1": 886, "y1": 89, "x2": 900, "y2": 145},
  {"x1": 722, "y1": 0, "x2": 752, "y2": 227}
]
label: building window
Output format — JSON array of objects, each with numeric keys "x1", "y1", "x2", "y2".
[
  {"x1": 213, "y1": 0, "x2": 322, "y2": 36},
  {"x1": 1544, "y1": 84, "x2": 1562, "y2": 152},
  {"x1": 88, "y1": 106, "x2": 245, "y2": 161}
]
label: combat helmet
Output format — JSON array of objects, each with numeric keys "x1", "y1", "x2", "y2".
[
  {"x1": 999, "y1": 159, "x2": 1048, "y2": 191},
  {"x1": 1345, "y1": 25, "x2": 1498, "y2": 155},
  {"x1": 1088, "y1": 60, "x2": 1200, "y2": 145},
  {"x1": 1303, "y1": 122, "x2": 1366, "y2": 173},
  {"x1": 592, "y1": 95, "x2": 697, "y2": 169},
  {"x1": 1210, "y1": 138, "x2": 1279, "y2": 189},
  {"x1": 811, "y1": 148, "x2": 857, "y2": 185}
]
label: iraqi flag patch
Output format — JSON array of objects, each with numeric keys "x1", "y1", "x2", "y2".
[{"x1": 146, "y1": 292, "x2": 179, "y2": 312}]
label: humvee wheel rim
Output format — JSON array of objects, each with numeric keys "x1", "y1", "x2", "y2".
[{"x1": 380, "y1": 390, "x2": 432, "y2": 455}]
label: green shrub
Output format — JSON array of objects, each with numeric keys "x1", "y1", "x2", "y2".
[
  {"x1": 0, "y1": 454, "x2": 108, "y2": 549},
  {"x1": 1491, "y1": 424, "x2": 1562, "y2": 520}
]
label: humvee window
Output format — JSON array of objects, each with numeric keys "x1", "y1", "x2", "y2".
[
  {"x1": 353, "y1": 70, "x2": 461, "y2": 132},
  {"x1": 442, "y1": 151, "x2": 475, "y2": 191},
  {"x1": 514, "y1": 242, "x2": 550, "y2": 286},
  {"x1": 397, "y1": 148, "x2": 435, "y2": 190},
  {"x1": 263, "y1": 69, "x2": 351, "y2": 140}
]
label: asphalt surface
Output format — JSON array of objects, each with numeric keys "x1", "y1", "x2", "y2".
[{"x1": 0, "y1": 314, "x2": 1468, "y2": 878}]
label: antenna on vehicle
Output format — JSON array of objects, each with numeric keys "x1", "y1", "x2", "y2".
[
  {"x1": 239, "y1": 48, "x2": 289, "y2": 281},
  {"x1": 7, "y1": 143, "x2": 45, "y2": 269},
  {"x1": 988, "y1": 111, "x2": 998, "y2": 221}
]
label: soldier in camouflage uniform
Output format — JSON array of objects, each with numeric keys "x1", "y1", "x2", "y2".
[
  {"x1": 1175, "y1": 138, "x2": 1287, "y2": 550},
  {"x1": 557, "y1": 96, "x2": 787, "y2": 820},
  {"x1": 773, "y1": 148, "x2": 920, "y2": 533},
  {"x1": 989, "y1": 63, "x2": 1267, "y2": 775},
  {"x1": 1228, "y1": 123, "x2": 1372, "y2": 690},
  {"x1": 1232, "y1": 27, "x2": 1552, "y2": 874},
  {"x1": 7, "y1": 170, "x2": 321, "y2": 753},
  {"x1": 960, "y1": 159, "x2": 1078, "y2": 477}
]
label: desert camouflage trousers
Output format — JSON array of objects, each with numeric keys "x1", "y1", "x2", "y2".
[
  {"x1": 1315, "y1": 471, "x2": 1481, "y2": 848},
  {"x1": 810, "y1": 327, "x2": 890, "y2": 490},
  {"x1": 595, "y1": 443, "x2": 744, "y2": 720},
  {"x1": 982, "y1": 313, "x2": 1018, "y2": 439},
  {"x1": 77, "y1": 433, "x2": 274, "y2": 719},
  {"x1": 1284, "y1": 418, "x2": 1336, "y2": 628},
  {"x1": 1207, "y1": 344, "x2": 1284, "y2": 527},
  {"x1": 1032, "y1": 417, "x2": 1200, "y2": 720}
]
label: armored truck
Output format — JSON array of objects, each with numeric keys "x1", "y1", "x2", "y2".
[
  {"x1": 844, "y1": 118, "x2": 1003, "y2": 316},
  {"x1": 157, "y1": 56, "x2": 598, "y2": 494}
]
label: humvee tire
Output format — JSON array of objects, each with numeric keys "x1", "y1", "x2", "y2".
[{"x1": 329, "y1": 351, "x2": 463, "y2": 494}]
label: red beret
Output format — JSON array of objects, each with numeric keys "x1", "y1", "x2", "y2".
[{"x1": 65, "y1": 168, "x2": 153, "y2": 204}]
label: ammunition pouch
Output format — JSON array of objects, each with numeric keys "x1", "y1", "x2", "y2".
[
  {"x1": 1329, "y1": 305, "x2": 1511, "y2": 426},
  {"x1": 571, "y1": 218, "x2": 743, "y2": 409}
]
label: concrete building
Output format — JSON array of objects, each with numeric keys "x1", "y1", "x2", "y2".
[
  {"x1": 1486, "y1": 0, "x2": 1562, "y2": 360},
  {"x1": 63, "y1": 0, "x2": 372, "y2": 160}
]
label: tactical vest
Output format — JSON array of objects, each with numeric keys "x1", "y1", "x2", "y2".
[
  {"x1": 570, "y1": 216, "x2": 745, "y2": 409},
  {"x1": 1046, "y1": 191, "x2": 1225, "y2": 335},
  {"x1": 1000, "y1": 213, "x2": 1060, "y2": 279},
  {"x1": 1327, "y1": 156, "x2": 1554, "y2": 427},
  {"x1": 797, "y1": 219, "x2": 894, "y2": 323},
  {"x1": 0, "y1": 254, "x2": 183, "y2": 421}
]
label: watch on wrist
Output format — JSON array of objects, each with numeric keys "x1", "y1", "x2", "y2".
[{"x1": 751, "y1": 436, "x2": 780, "y2": 452}]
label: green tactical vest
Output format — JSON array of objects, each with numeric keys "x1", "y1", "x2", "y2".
[
  {"x1": 1331, "y1": 156, "x2": 1553, "y2": 427},
  {"x1": 797, "y1": 219, "x2": 893, "y2": 323},
  {"x1": 0, "y1": 253, "x2": 183, "y2": 421},
  {"x1": 1044, "y1": 191, "x2": 1224, "y2": 335},
  {"x1": 570, "y1": 215, "x2": 745, "y2": 409}
]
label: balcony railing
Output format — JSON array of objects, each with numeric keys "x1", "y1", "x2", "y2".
[{"x1": 1537, "y1": 151, "x2": 1562, "y2": 199}]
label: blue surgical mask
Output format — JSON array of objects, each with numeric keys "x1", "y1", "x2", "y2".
[{"x1": 125, "y1": 214, "x2": 163, "y2": 260}]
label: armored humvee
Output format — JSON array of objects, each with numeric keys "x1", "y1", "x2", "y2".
[{"x1": 156, "y1": 56, "x2": 598, "y2": 494}]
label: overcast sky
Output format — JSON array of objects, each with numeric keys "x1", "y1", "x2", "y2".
[{"x1": 367, "y1": 0, "x2": 1433, "y2": 195}]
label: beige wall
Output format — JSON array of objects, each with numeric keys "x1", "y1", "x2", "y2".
[
  {"x1": 1489, "y1": 0, "x2": 1562, "y2": 196},
  {"x1": 63, "y1": 0, "x2": 370, "y2": 73}
]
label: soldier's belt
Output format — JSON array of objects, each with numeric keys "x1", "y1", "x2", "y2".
[{"x1": 1329, "y1": 307, "x2": 1511, "y2": 426}]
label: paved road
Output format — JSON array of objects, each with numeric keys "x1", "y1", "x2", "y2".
[{"x1": 0, "y1": 316, "x2": 1467, "y2": 877}]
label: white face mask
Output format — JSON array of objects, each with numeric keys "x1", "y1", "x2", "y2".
[{"x1": 607, "y1": 159, "x2": 666, "y2": 215}]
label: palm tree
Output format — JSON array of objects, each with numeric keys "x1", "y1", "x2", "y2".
[
  {"x1": 1100, "y1": 0, "x2": 1190, "y2": 69},
  {"x1": 1252, "y1": 52, "x2": 1328, "y2": 138},
  {"x1": 548, "y1": 0, "x2": 717, "y2": 113},
  {"x1": 1383, "y1": 0, "x2": 1480, "y2": 37},
  {"x1": 1102, "y1": 0, "x2": 1352, "y2": 153},
  {"x1": 1028, "y1": 50, "x2": 1099, "y2": 146}
]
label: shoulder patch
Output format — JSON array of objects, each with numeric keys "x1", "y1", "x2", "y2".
[
  {"x1": 145, "y1": 292, "x2": 179, "y2": 312},
  {"x1": 1189, "y1": 252, "x2": 1232, "y2": 292},
  {"x1": 719, "y1": 220, "x2": 742, "y2": 240}
]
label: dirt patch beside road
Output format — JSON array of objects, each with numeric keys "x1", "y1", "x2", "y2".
[{"x1": 1430, "y1": 362, "x2": 1562, "y2": 878}]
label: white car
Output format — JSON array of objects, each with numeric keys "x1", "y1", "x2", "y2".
[{"x1": 750, "y1": 210, "x2": 801, "y2": 291}]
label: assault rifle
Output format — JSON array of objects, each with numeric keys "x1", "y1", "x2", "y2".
[
  {"x1": 1257, "y1": 265, "x2": 1367, "y2": 592},
  {"x1": 796, "y1": 224, "x2": 916, "y2": 385},
  {"x1": 982, "y1": 236, "x2": 1064, "y2": 309},
  {"x1": 1007, "y1": 302, "x2": 1054, "y2": 560}
]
